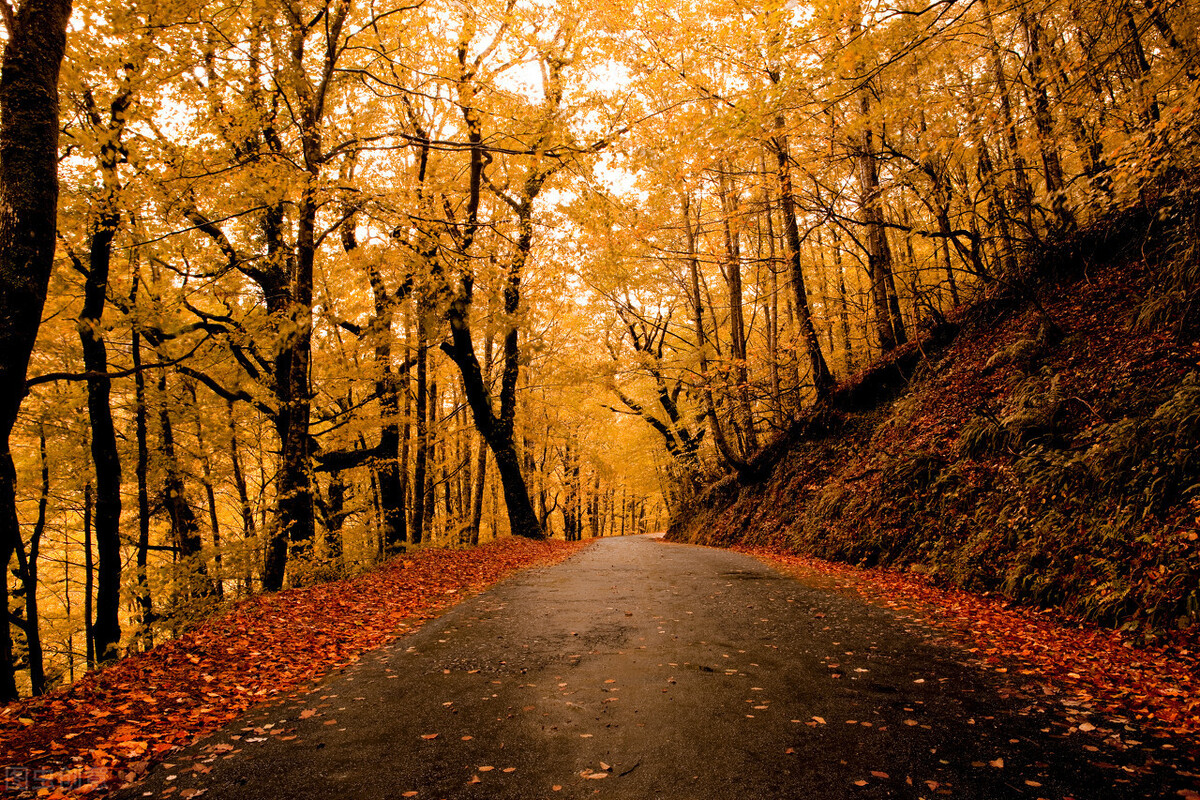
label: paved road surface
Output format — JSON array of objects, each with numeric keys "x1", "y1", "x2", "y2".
[{"x1": 116, "y1": 535, "x2": 1188, "y2": 799}]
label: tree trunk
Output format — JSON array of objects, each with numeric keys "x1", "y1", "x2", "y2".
[
  {"x1": 716, "y1": 167, "x2": 758, "y2": 451},
  {"x1": 424, "y1": 377, "x2": 438, "y2": 539},
  {"x1": 981, "y1": 0, "x2": 1035, "y2": 230},
  {"x1": 441, "y1": 207, "x2": 543, "y2": 539},
  {"x1": 765, "y1": 84, "x2": 836, "y2": 397},
  {"x1": 1021, "y1": 11, "x2": 1076, "y2": 232},
  {"x1": 682, "y1": 191, "x2": 743, "y2": 470},
  {"x1": 11, "y1": 425, "x2": 48, "y2": 694},
  {"x1": 761, "y1": 183, "x2": 786, "y2": 426},
  {"x1": 412, "y1": 312, "x2": 429, "y2": 545},
  {"x1": 857, "y1": 91, "x2": 908, "y2": 353},
  {"x1": 227, "y1": 401, "x2": 256, "y2": 595},
  {"x1": 84, "y1": 482, "x2": 95, "y2": 671},
  {"x1": 188, "y1": 382, "x2": 223, "y2": 599},
  {"x1": 0, "y1": 0, "x2": 73, "y2": 702},
  {"x1": 351, "y1": 220, "x2": 408, "y2": 555},
  {"x1": 132, "y1": 295, "x2": 154, "y2": 647}
]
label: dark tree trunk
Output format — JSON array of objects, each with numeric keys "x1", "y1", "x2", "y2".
[
  {"x1": 84, "y1": 482, "x2": 95, "y2": 671},
  {"x1": 227, "y1": 400, "x2": 256, "y2": 594},
  {"x1": 158, "y1": 376, "x2": 203, "y2": 564},
  {"x1": 857, "y1": 92, "x2": 908, "y2": 353},
  {"x1": 11, "y1": 425, "x2": 48, "y2": 694},
  {"x1": 425, "y1": 378, "x2": 438, "y2": 538},
  {"x1": 376, "y1": 337, "x2": 406, "y2": 554},
  {"x1": 132, "y1": 316, "x2": 154, "y2": 649},
  {"x1": 344, "y1": 216, "x2": 408, "y2": 555},
  {"x1": 1021, "y1": 11, "x2": 1076, "y2": 233},
  {"x1": 441, "y1": 211, "x2": 543, "y2": 540},
  {"x1": 769, "y1": 123, "x2": 835, "y2": 400},
  {"x1": 412, "y1": 313, "x2": 429, "y2": 545},
  {"x1": 716, "y1": 167, "x2": 757, "y2": 450},
  {"x1": 188, "y1": 382, "x2": 223, "y2": 598},
  {"x1": 0, "y1": 0, "x2": 73, "y2": 702},
  {"x1": 78, "y1": 220, "x2": 123, "y2": 663}
]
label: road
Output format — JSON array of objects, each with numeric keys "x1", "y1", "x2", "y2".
[{"x1": 115, "y1": 535, "x2": 1188, "y2": 799}]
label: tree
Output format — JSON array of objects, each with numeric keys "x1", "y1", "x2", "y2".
[{"x1": 0, "y1": 0, "x2": 73, "y2": 702}]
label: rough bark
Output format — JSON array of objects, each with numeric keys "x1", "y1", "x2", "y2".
[
  {"x1": 768, "y1": 118, "x2": 836, "y2": 400},
  {"x1": 0, "y1": 0, "x2": 73, "y2": 700}
]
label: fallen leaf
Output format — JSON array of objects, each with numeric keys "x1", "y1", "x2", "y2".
[
  {"x1": 420, "y1": 733, "x2": 439, "y2": 740},
  {"x1": 989, "y1": 758, "x2": 1004, "y2": 768}
]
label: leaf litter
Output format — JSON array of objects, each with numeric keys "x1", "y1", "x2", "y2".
[
  {"x1": 0, "y1": 538, "x2": 581, "y2": 798},
  {"x1": 743, "y1": 546, "x2": 1200, "y2": 752}
]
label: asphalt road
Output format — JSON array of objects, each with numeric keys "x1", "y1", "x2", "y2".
[{"x1": 115, "y1": 535, "x2": 1190, "y2": 799}]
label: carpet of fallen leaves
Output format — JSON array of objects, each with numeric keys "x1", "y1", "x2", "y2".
[
  {"x1": 0, "y1": 537, "x2": 581, "y2": 798},
  {"x1": 741, "y1": 546, "x2": 1200, "y2": 749}
]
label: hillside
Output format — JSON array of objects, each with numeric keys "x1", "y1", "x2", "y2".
[{"x1": 668, "y1": 200, "x2": 1200, "y2": 638}]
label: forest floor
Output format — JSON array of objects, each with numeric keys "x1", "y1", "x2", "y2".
[
  {"x1": 741, "y1": 547, "x2": 1200, "y2": 763},
  {"x1": 0, "y1": 537, "x2": 581, "y2": 799},
  {"x1": 670, "y1": 227, "x2": 1200, "y2": 639}
]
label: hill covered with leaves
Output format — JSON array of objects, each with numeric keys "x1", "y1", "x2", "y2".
[{"x1": 669, "y1": 197, "x2": 1200, "y2": 637}]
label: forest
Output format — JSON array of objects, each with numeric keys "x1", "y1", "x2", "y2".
[{"x1": 1, "y1": 0, "x2": 1198, "y2": 706}]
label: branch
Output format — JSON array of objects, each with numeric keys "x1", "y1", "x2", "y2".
[
  {"x1": 178, "y1": 365, "x2": 275, "y2": 418},
  {"x1": 26, "y1": 338, "x2": 206, "y2": 389}
]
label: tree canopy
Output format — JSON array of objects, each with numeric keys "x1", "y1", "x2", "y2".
[{"x1": 2, "y1": 0, "x2": 1198, "y2": 698}]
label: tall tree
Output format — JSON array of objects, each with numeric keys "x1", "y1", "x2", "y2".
[{"x1": 0, "y1": 0, "x2": 73, "y2": 701}]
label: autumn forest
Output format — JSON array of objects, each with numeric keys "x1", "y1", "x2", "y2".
[{"x1": 1, "y1": 0, "x2": 1198, "y2": 713}]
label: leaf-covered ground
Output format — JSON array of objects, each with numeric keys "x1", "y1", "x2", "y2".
[
  {"x1": 742, "y1": 545, "x2": 1200, "y2": 768},
  {"x1": 671, "y1": 230, "x2": 1200, "y2": 633},
  {"x1": 0, "y1": 538, "x2": 581, "y2": 799}
]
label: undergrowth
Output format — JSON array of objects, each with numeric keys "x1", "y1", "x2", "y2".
[{"x1": 669, "y1": 193, "x2": 1200, "y2": 639}]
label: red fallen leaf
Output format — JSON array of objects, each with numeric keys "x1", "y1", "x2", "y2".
[
  {"x1": 745, "y1": 546, "x2": 1200, "y2": 746},
  {"x1": 402, "y1": 793, "x2": 418, "y2": 798},
  {"x1": 420, "y1": 733, "x2": 438, "y2": 740},
  {"x1": 0, "y1": 541, "x2": 579, "y2": 798},
  {"x1": 478, "y1": 766, "x2": 494, "y2": 772},
  {"x1": 870, "y1": 771, "x2": 889, "y2": 779},
  {"x1": 468, "y1": 775, "x2": 481, "y2": 784},
  {"x1": 299, "y1": 709, "x2": 317, "y2": 719},
  {"x1": 853, "y1": 779, "x2": 868, "y2": 786}
]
